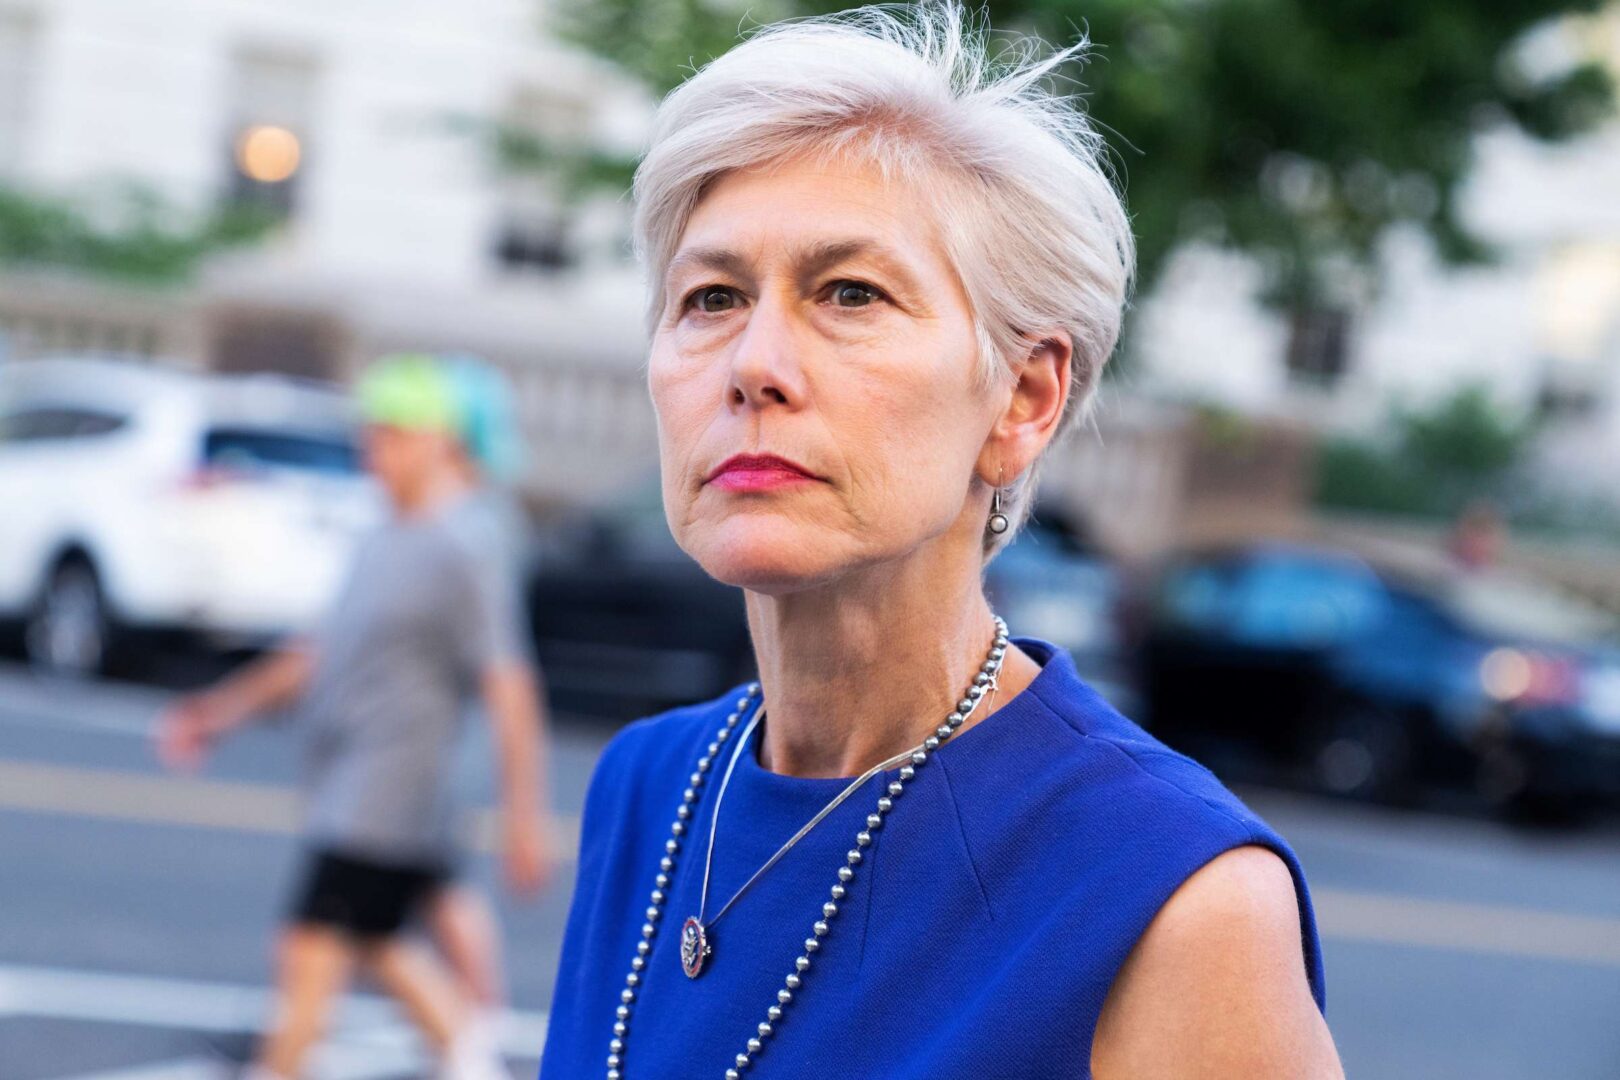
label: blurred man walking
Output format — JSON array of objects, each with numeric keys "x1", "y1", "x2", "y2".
[{"x1": 157, "y1": 354, "x2": 555, "y2": 1080}]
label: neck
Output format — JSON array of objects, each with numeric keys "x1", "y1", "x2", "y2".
[
  {"x1": 746, "y1": 531, "x2": 1009, "y2": 780},
  {"x1": 394, "y1": 467, "x2": 472, "y2": 520}
]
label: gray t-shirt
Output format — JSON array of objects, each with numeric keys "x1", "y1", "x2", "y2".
[{"x1": 296, "y1": 490, "x2": 529, "y2": 864}]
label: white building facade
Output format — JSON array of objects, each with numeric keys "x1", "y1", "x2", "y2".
[{"x1": 0, "y1": 0, "x2": 658, "y2": 499}]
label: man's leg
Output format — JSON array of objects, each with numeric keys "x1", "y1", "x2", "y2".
[
  {"x1": 365, "y1": 937, "x2": 508, "y2": 1079},
  {"x1": 363, "y1": 935, "x2": 467, "y2": 1052},
  {"x1": 427, "y1": 883, "x2": 506, "y2": 1010},
  {"x1": 253, "y1": 923, "x2": 357, "y2": 1079}
]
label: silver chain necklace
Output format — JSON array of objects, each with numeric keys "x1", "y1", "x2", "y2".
[
  {"x1": 603, "y1": 616, "x2": 1010, "y2": 1080},
  {"x1": 680, "y1": 698, "x2": 921, "y2": 980}
]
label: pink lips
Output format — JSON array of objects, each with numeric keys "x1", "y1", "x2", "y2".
[{"x1": 706, "y1": 453, "x2": 820, "y2": 492}]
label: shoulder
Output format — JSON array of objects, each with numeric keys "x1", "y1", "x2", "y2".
[
  {"x1": 1020, "y1": 639, "x2": 1317, "y2": 909},
  {"x1": 578, "y1": 686, "x2": 747, "y2": 835},
  {"x1": 1120, "y1": 844, "x2": 1310, "y2": 990},
  {"x1": 594, "y1": 684, "x2": 747, "y2": 775},
  {"x1": 1090, "y1": 844, "x2": 1342, "y2": 1077},
  {"x1": 1000, "y1": 642, "x2": 1334, "y2": 1068},
  {"x1": 951, "y1": 641, "x2": 1325, "y2": 990},
  {"x1": 1014, "y1": 642, "x2": 1268, "y2": 844},
  {"x1": 433, "y1": 500, "x2": 500, "y2": 563}
]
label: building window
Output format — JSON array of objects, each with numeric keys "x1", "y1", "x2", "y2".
[
  {"x1": 0, "y1": 9, "x2": 39, "y2": 178},
  {"x1": 224, "y1": 46, "x2": 319, "y2": 219},
  {"x1": 491, "y1": 86, "x2": 590, "y2": 275},
  {"x1": 1536, "y1": 372, "x2": 1601, "y2": 420},
  {"x1": 495, "y1": 216, "x2": 572, "y2": 272},
  {"x1": 1284, "y1": 306, "x2": 1352, "y2": 386}
]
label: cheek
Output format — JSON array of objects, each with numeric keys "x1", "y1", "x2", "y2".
[
  {"x1": 647, "y1": 341, "x2": 727, "y2": 526},
  {"x1": 648, "y1": 346, "x2": 707, "y2": 459},
  {"x1": 840, "y1": 342, "x2": 983, "y2": 496}
]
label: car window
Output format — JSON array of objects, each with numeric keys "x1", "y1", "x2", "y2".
[
  {"x1": 1162, "y1": 553, "x2": 1384, "y2": 647},
  {"x1": 1159, "y1": 559, "x2": 1242, "y2": 628},
  {"x1": 0, "y1": 405, "x2": 128, "y2": 443},
  {"x1": 1235, "y1": 558, "x2": 1383, "y2": 645},
  {"x1": 202, "y1": 426, "x2": 359, "y2": 474}
]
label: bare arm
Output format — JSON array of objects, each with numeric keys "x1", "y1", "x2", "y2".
[
  {"x1": 202, "y1": 638, "x2": 317, "y2": 721},
  {"x1": 481, "y1": 658, "x2": 557, "y2": 894},
  {"x1": 155, "y1": 638, "x2": 317, "y2": 770},
  {"x1": 1091, "y1": 845, "x2": 1343, "y2": 1079}
]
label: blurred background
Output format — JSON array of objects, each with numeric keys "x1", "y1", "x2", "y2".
[{"x1": 3, "y1": 0, "x2": 1620, "y2": 1077}]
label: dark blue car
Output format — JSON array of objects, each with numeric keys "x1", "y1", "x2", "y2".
[{"x1": 1138, "y1": 543, "x2": 1620, "y2": 812}]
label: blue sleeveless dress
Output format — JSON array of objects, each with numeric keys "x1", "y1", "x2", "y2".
[{"x1": 539, "y1": 637, "x2": 1326, "y2": 1079}]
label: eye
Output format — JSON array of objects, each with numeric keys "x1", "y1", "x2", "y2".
[
  {"x1": 829, "y1": 280, "x2": 882, "y2": 308},
  {"x1": 687, "y1": 285, "x2": 740, "y2": 313}
]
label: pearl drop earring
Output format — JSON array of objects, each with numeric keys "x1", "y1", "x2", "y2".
[{"x1": 988, "y1": 469, "x2": 1010, "y2": 535}]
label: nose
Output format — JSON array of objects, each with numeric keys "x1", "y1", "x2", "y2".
[{"x1": 727, "y1": 295, "x2": 805, "y2": 411}]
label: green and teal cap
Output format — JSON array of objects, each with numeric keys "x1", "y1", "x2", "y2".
[
  {"x1": 355, "y1": 351, "x2": 525, "y2": 481},
  {"x1": 354, "y1": 353, "x2": 460, "y2": 434}
]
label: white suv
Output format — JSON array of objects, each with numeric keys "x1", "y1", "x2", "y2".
[{"x1": 0, "y1": 356, "x2": 380, "y2": 676}]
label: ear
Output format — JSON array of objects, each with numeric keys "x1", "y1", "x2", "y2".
[{"x1": 978, "y1": 331, "x2": 1072, "y2": 485}]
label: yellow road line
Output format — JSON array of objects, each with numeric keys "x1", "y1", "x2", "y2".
[
  {"x1": 1311, "y1": 887, "x2": 1620, "y2": 969},
  {"x1": 0, "y1": 760, "x2": 582, "y2": 858}
]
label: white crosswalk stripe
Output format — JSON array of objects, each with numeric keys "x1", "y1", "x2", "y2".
[{"x1": 0, "y1": 963, "x2": 548, "y2": 1080}]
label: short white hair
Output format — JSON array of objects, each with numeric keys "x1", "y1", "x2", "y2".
[{"x1": 632, "y1": 3, "x2": 1134, "y2": 554}]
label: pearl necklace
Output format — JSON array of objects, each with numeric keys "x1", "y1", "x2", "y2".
[{"x1": 603, "y1": 617, "x2": 1011, "y2": 1079}]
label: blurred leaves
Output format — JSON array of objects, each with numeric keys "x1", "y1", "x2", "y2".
[
  {"x1": 555, "y1": 0, "x2": 1615, "y2": 308},
  {"x1": 1316, "y1": 384, "x2": 1537, "y2": 517},
  {"x1": 492, "y1": 126, "x2": 638, "y2": 199},
  {"x1": 0, "y1": 184, "x2": 278, "y2": 284},
  {"x1": 1397, "y1": 384, "x2": 1535, "y2": 476},
  {"x1": 446, "y1": 112, "x2": 640, "y2": 201}
]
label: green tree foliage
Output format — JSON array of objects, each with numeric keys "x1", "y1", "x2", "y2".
[
  {"x1": 557, "y1": 0, "x2": 1614, "y2": 307},
  {"x1": 1315, "y1": 384, "x2": 1537, "y2": 517},
  {"x1": 1397, "y1": 384, "x2": 1534, "y2": 476},
  {"x1": 0, "y1": 184, "x2": 277, "y2": 284}
]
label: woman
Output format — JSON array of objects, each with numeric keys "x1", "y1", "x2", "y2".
[{"x1": 541, "y1": 6, "x2": 1342, "y2": 1078}]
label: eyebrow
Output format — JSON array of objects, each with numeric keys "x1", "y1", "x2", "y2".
[
  {"x1": 664, "y1": 246, "x2": 754, "y2": 287},
  {"x1": 664, "y1": 237, "x2": 927, "y2": 300}
]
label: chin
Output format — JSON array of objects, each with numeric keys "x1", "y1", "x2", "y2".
[{"x1": 682, "y1": 514, "x2": 846, "y2": 594}]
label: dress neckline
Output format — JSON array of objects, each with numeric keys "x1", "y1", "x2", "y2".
[{"x1": 729, "y1": 636, "x2": 1065, "y2": 797}]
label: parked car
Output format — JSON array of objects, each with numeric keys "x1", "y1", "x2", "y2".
[
  {"x1": 528, "y1": 487, "x2": 1134, "y2": 723},
  {"x1": 1136, "y1": 542, "x2": 1620, "y2": 812},
  {"x1": 0, "y1": 356, "x2": 379, "y2": 676}
]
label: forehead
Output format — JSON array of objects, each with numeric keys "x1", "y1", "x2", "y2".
[{"x1": 673, "y1": 153, "x2": 954, "y2": 274}]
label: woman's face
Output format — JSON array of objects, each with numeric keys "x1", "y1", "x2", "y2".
[{"x1": 649, "y1": 154, "x2": 1004, "y2": 593}]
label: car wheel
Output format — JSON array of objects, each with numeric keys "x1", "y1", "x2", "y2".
[
  {"x1": 1312, "y1": 704, "x2": 1414, "y2": 803},
  {"x1": 25, "y1": 559, "x2": 111, "y2": 679}
]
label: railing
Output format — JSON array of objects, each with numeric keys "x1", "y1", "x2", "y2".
[{"x1": 0, "y1": 272, "x2": 202, "y2": 366}]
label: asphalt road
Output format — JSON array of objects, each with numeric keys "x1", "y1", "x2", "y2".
[{"x1": 2, "y1": 663, "x2": 1618, "y2": 1079}]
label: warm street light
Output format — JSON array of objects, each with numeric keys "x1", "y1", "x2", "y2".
[{"x1": 235, "y1": 124, "x2": 301, "y2": 184}]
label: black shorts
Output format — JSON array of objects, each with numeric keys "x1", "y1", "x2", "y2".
[{"x1": 288, "y1": 848, "x2": 450, "y2": 940}]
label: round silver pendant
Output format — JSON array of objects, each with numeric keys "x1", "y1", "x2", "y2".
[{"x1": 680, "y1": 916, "x2": 711, "y2": 978}]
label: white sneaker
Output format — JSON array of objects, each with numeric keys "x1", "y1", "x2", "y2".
[{"x1": 438, "y1": 1020, "x2": 512, "y2": 1080}]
